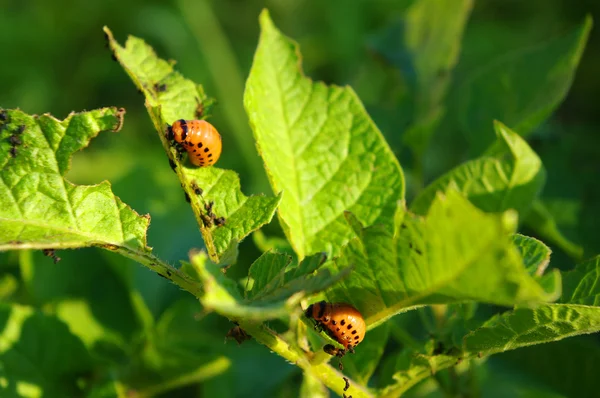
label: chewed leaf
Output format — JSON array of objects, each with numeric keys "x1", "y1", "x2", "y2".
[
  {"x1": 194, "y1": 250, "x2": 349, "y2": 321},
  {"x1": 104, "y1": 27, "x2": 281, "y2": 264},
  {"x1": 181, "y1": 168, "x2": 282, "y2": 265},
  {"x1": 244, "y1": 11, "x2": 404, "y2": 259},
  {"x1": 0, "y1": 108, "x2": 151, "y2": 255},
  {"x1": 326, "y1": 189, "x2": 559, "y2": 329}
]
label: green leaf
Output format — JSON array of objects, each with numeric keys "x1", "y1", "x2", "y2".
[
  {"x1": 456, "y1": 16, "x2": 592, "y2": 153},
  {"x1": 511, "y1": 234, "x2": 560, "y2": 296},
  {"x1": 373, "y1": 0, "x2": 473, "y2": 155},
  {"x1": 512, "y1": 234, "x2": 552, "y2": 277},
  {"x1": 560, "y1": 255, "x2": 600, "y2": 305},
  {"x1": 378, "y1": 350, "x2": 459, "y2": 397},
  {"x1": 411, "y1": 121, "x2": 545, "y2": 217},
  {"x1": 0, "y1": 303, "x2": 92, "y2": 397},
  {"x1": 194, "y1": 250, "x2": 349, "y2": 320},
  {"x1": 384, "y1": 283, "x2": 600, "y2": 398},
  {"x1": 524, "y1": 199, "x2": 584, "y2": 260},
  {"x1": 244, "y1": 10, "x2": 404, "y2": 259},
  {"x1": 463, "y1": 304, "x2": 600, "y2": 355},
  {"x1": 326, "y1": 189, "x2": 559, "y2": 329},
  {"x1": 463, "y1": 254, "x2": 600, "y2": 357},
  {"x1": 246, "y1": 251, "x2": 292, "y2": 301},
  {"x1": 0, "y1": 108, "x2": 153, "y2": 257},
  {"x1": 104, "y1": 27, "x2": 281, "y2": 264},
  {"x1": 252, "y1": 230, "x2": 295, "y2": 255}
]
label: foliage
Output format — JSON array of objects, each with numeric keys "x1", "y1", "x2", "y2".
[{"x1": 0, "y1": 1, "x2": 598, "y2": 397}]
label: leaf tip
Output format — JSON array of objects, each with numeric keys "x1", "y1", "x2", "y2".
[
  {"x1": 492, "y1": 119, "x2": 508, "y2": 133},
  {"x1": 583, "y1": 13, "x2": 593, "y2": 31},
  {"x1": 258, "y1": 9, "x2": 273, "y2": 29}
]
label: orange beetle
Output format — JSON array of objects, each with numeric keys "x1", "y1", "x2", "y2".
[
  {"x1": 167, "y1": 119, "x2": 222, "y2": 167},
  {"x1": 305, "y1": 301, "x2": 366, "y2": 352}
]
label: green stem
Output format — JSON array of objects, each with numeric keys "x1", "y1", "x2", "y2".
[
  {"x1": 111, "y1": 248, "x2": 369, "y2": 396},
  {"x1": 112, "y1": 244, "x2": 203, "y2": 298},
  {"x1": 238, "y1": 321, "x2": 374, "y2": 398},
  {"x1": 524, "y1": 200, "x2": 584, "y2": 261}
]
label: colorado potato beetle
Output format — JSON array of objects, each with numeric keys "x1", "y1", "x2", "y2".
[
  {"x1": 167, "y1": 119, "x2": 222, "y2": 167},
  {"x1": 305, "y1": 301, "x2": 366, "y2": 353}
]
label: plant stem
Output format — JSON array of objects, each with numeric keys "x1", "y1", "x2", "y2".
[
  {"x1": 238, "y1": 320, "x2": 374, "y2": 398},
  {"x1": 113, "y1": 245, "x2": 203, "y2": 298},
  {"x1": 120, "y1": 249, "x2": 369, "y2": 397}
]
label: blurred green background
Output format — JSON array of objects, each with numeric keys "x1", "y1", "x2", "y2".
[{"x1": 1, "y1": 0, "x2": 599, "y2": 396}]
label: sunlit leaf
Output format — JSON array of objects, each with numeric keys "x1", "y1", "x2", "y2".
[
  {"x1": 379, "y1": 255, "x2": 600, "y2": 397},
  {"x1": 194, "y1": 250, "x2": 349, "y2": 321},
  {"x1": 244, "y1": 11, "x2": 404, "y2": 259},
  {"x1": 463, "y1": 304, "x2": 600, "y2": 355},
  {"x1": 327, "y1": 189, "x2": 559, "y2": 329},
  {"x1": 0, "y1": 108, "x2": 153, "y2": 259},
  {"x1": 104, "y1": 27, "x2": 281, "y2": 264},
  {"x1": 464, "y1": 256, "x2": 600, "y2": 355},
  {"x1": 411, "y1": 121, "x2": 545, "y2": 217},
  {"x1": 512, "y1": 234, "x2": 552, "y2": 277}
]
